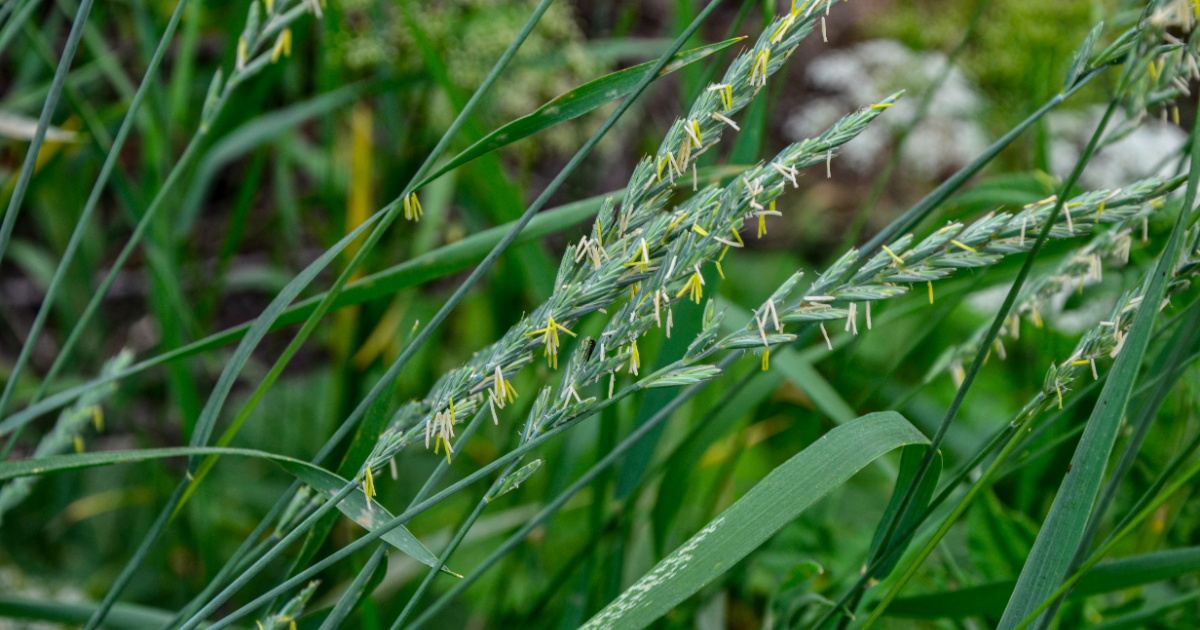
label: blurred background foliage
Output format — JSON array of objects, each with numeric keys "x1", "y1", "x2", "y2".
[{"x1": 2, "y1": 0, "x2": 1199, "y2": 628}]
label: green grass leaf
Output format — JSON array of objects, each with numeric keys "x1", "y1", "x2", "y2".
[
  {"x1": 576, "y1": 411, "x2": 928, "y2": 630},
  {"x1": 412, "y1": 38, "x2": 742, "y2": 189},
  {"x1": 0, "y1": 597, "x2": 177, "y2": 629},
  {"x1": 885, "y1": 546, "x2": 1200, "y2": 619},
  {"x1": 0, "y1": 446, "x2": 443, "y2": 569}
]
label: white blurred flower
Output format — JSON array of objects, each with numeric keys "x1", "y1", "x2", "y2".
[
  {"x1": 1049, "y1": 107, "x2": 1187, "y2": 188},
  {"x1": 784, "y1": 39, "x2": 987, "y2": 177}
]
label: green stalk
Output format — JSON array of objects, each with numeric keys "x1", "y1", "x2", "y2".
[{"x1": 857, "y1": 414, "x2": 1033, "y2": 629}]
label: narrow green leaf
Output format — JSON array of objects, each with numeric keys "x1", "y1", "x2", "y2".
[
  {"x1": 413, "y1": 38, "x2": 741, "y2": 189},
  {"x1": 576, "y1": 412, "x2": 928, "y2": 630},
  {"x1": 0, "y1": 446, "x2": 319, "y2": 482},
  {"x1": 0, "y1": 446, "x2": 443, "y2": 569},
  {"x1": 886, "y1": 547, "x2": 1200, "y2": 619},
  {"x1": 0, "y1": 596, "x2": 176, "y2": 629},
  {"x1": 273, "y1": 461, "x2": 446, "y2": 572},
  {"x1": 866, "y1": 445, "x2": 942, "y2": 579}
]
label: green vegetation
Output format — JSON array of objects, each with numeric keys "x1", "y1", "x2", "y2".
[{"x1": 2, "y1": 1, "x2": 1200, "y2": 629}]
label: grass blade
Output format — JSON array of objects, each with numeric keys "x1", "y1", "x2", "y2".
[
  {"x1": 575, "y1": 412, "x2": 927, "y2": 630},
  {"x1": 885, "y1": 546, "x2": 1200, "y2": 619},
  {"x1": 412, "y1": 38, "x2": 742, "y2": 189}
]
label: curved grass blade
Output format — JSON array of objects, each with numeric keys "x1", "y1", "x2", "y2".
[
  {"x1": 0, "y1": 445, "x2": 442, "y2": 568},
  {"x1": 273, "y1": 461, "x2": 448, "y2": 572},
  {"x1": 412, "y1": 38, "x2": 742, "y2": 189},
  {"x1": 885, "y1": 546, "x2": 1200, "y2": 619},
  {"x1": 996, "y1": 72, "x2": 1200, "y2": 630},
  {"x1": 0, "y1": 596, "x2": 177, "y2": 630},
  {"x1": 575, "y1": 412, "x2": 927, "y2": 630},
  {"x1": 0, "y1": 446, "x2": 325, "y2": 482}
]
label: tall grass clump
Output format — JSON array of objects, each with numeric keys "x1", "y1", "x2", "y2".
[{"x1": 4, "y1": 1, "x2": 1200, "y2": 629}]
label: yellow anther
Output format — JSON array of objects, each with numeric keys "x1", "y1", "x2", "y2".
[
  {"x1": 881, "y1": 245, "x2": 905, "y2": 266},
  {"x1": 770, "y1": 13, "x2": 796, "y2": 43},
  {"x1": 667, "y1": 212, "x2": 688, "y2": 232},
  {"x1": 730, "y1": 227, "x2": 745, "y2": 246},
  {"x1": 758, "y1": 214, "x2": 767, "y2": 238},
  {"x1": 363, "y1": 466, "x2": 376, "y2": 507},
  {"x1": 928, "y1": 281, "x2": 934, "y2": 305},
  {"x1": 716, "y1": 261, "x2": 725, "y2": 279},
  {"x1": 92, "y1": 407, "x2": 104, "y2": 431},
  {"x1": 404, "y1": 192, "x2": 423, "y2": 221},
  {"x1": 869, "y1": 102, "x2": 894, "y2": 109},
  {"x1": 950, "y1": 240, "x2": 977, "y2": 253},
  {"x1": 1071, "y1": 359, "x2": 1091, "y2": 366},
  {"x1": 271, "y1": 28, "x2": 292, "y2": 63},
  {"x1": 692, "y1": 223, "x2": 710, "y2": 237},
  {"x1": 762, "y1": 348, "x2": 770, "y2": 371},
  {"x1": 676, "y1": 271, "x2": 705, "y2": 303},
  {"x1": 74, "y1": 435, "x2": 84, "y2": 453}
]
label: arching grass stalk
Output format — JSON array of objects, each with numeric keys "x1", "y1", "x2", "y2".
[
  {"x1": 169, "y1": 3, "x2": 726, "y2": 624},
  {"x1": 928, "y1": 198, "x2": 1164, "y2": 385},
  {"x1": 403, "y1": 169, "x2": 1174, "y2": 630},
  {"x1": 369, "y1": 1, "x2": 836, "y2": 466},
  {"x1": 394, "y1": 165, "x2": 1169, "y2": 628},
  {"x1": 0, "y1": 0, "x2": 194, "y2": 462}
]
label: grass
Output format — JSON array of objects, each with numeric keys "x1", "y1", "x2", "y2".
[{"x1": 3, "y1": 1, "x2": 1200, "y2": 629}]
